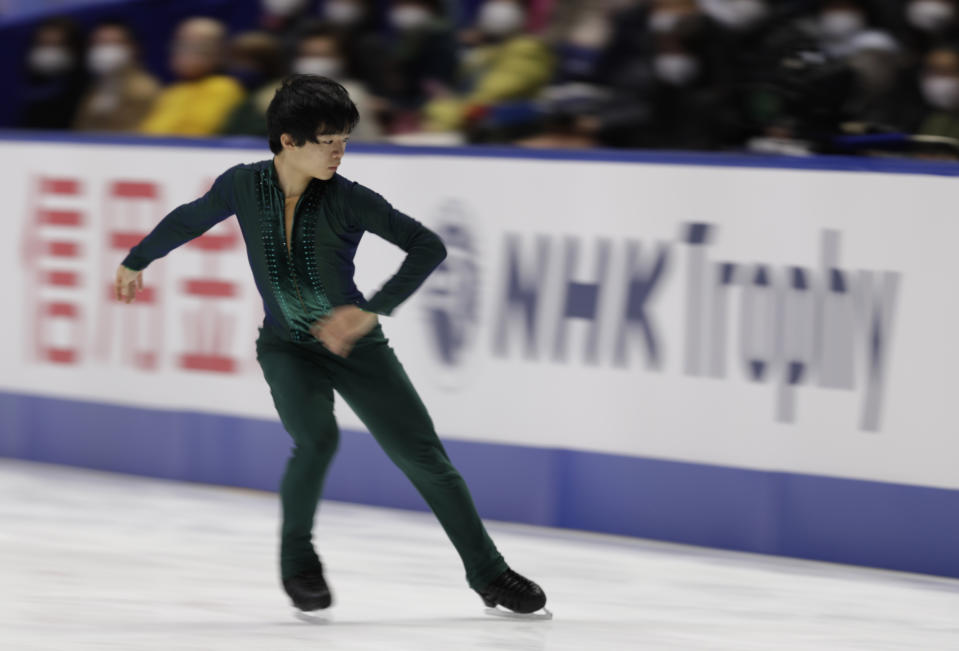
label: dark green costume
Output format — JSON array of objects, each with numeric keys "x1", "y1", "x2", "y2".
[{"x1": 122, "y1": 159, "x2": 507, "y2": 590}]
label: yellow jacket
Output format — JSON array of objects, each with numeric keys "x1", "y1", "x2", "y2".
[
  {"x1": 140, "y1": 75, "x2": 245, "y2": 136},
  {"x1": 426, "y1": 35, "x2": 554, "y2": 131}
]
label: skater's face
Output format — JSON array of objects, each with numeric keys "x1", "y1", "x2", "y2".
[{"x1": 280, "y1": 130, "x2": 350, "y2": 180}]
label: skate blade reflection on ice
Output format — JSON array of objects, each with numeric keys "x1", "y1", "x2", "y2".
[
  {"x1": 484, "y1": 606, "x2": 553, "y2": 620},
  {"x1": 293, "y1": 609, "x2": 332, "y2": 624}
]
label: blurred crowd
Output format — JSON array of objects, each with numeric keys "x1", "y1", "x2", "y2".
[{"x1": 13, "y1": 0, "x2": 959, "y2": 156}]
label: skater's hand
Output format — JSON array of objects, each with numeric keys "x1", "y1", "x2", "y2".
[
  {"x1": 115, "y1": 265, "x2": 144, "y2": 304},
  {"x1": 310, "y1": 305, "x2": 378, "y2": 357}
]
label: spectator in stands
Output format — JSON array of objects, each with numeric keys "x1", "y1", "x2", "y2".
[
  {"x1": 901, "y1": 0, "x2": 959, "y2": 51},
  {"x1": 260, "y1": 0, "x2": 317, "y2": 41},
  {"x1": 916, "y1": 46, "x2": 959, "y2": 140},
  {"x1": 424, "y1": 0, "x2": 554, "y2": 132},
  {"x1": 543, "y1": 1, "x2": 617, "y2": 84},
  {"x1": 220, "y1": 31, "x2": 286, "y2": 137},
  {"x1": 73, "y1": 20, "x2": 160, "y2": 132},
  {"x1": 575, "y1": 0, "x2": 735, "y2": 149},
  {"x1": 381, "y1": 0, "x2": 458, "y2": 131},
  {"x1": 290, "y1": 22, "x2": 383, "y2": 140},
  {"x1": 638, "y1": 34, "x2": 732, "y2": 149},
  {"x1": 698, "y1": 0, "x2": 770, "y2": 33},
  {"x1": 840, "y1": 30, "x2": 923, "y2": 134},
  {"x1": 139, "y1": 16, "x2": 245, "y2": 136},
  {"x1": 815, "y1": 0, "x2": 873, "y2": 58},
  {"x1": 228, "y1": 30, "x2": 285, "y2": 92},
  {"x1": 17, "y1": 16, "x2": 87, "y2": 129},
  {"x1": 321, "y1": 0, "x2": 390, "y2": 96}
]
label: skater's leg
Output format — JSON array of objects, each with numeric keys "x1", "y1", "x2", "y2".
[
  {"x1": 327, "y1": 326, "x2": 507, "y2": 591},
  {"x1": 256, "y1": 328, "x2": 339, "y2": 581}
]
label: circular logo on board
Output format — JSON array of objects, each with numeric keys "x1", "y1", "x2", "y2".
[{"x1": 420, "y1": 200, "x2": 481, "y2": 389}]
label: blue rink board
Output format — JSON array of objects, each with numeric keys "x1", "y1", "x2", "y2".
[{"x1": 2, "y1": 390, "x2": 957, "y2": 580}]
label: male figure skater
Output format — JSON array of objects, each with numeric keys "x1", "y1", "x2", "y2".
[{"x1": 114, "y1": 75, "x2": 547, "y2": 616}]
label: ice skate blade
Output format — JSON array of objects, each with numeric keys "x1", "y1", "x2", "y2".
[
  {"x1": 484, "y1": 606, "x2": 553, "y2": 620},
  {"x1": 293, "y1": 609, "x2": 331, "y2": 624}
]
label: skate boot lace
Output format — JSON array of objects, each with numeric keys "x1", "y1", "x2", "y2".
[{"x1": 495, "y1": 569, "x2": 534, "y2": 594}]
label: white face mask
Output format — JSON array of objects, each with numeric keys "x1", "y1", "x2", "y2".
[
  {"x1": 654, "y1": 53, "x2": 699, "y2": 86},
  {"x1": 478, "y1": 0, "x2": 525, "y2": 37},
  {"x1": 907, "y1": 0, "x2": 956, "y2": 32},
  {"x1": 820, "y1": 10, "x2": 865, "y2": 39},
  {"x1": 294, "y1": 56, "x2": 344, "y2": 78},
  {"x1": 29, "y1": 45, "x2": 73, "y2": 75},
  {"x1": 922, "y1": 74, "x2": 959, "y2": 109},
  {"x1": 325, "y1": 0, "x2": 364, "y2": 26},
  {"x1": 649, "y1": 10, "x2": 683, "y2": 34},
  {"x1": 261, "y1": 0, "x2": 308, "y2": 17},
  {"x1": 87, "y1": 44, "x2": 131, "y2": 76},
  {"x1": 390, "y1": 5, "x2": 433, "y2": 31},
  {"x1": 700, "y1": 0, "x2": 767, "y2": 30}
]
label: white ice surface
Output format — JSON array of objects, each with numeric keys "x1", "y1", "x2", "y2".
[{"x1": 1, "y1": 459, "x2": 957, "y2": 651}]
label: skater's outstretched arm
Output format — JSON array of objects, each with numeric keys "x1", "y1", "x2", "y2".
[
  {"x1": 119, "y1": 165, "x2": 239, "y2": 273},
  {"x1": 113, "y1": 165, "x2": 238, "y2": 304},
  {"x1": 342, "y1": 181, "x2": 447, "y2": 316}
]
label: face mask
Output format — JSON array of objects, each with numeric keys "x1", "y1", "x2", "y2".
[
  {"x1": 700, "y1": 0, "x2": 767, "y2": 30},
  {"x1": 820, "y1": 10, "x2": 865, "y2": 39},
  {"x1": 325, "y1": 0, "x2": 364, "y2": 26},
  {"x1": 922, "y1": 74, "x2": 959, "y2": 109},
  {"x1": 907, "y1": 1, "x2": 956, "y2": 32},
  {"x1": 261, "y1": 0, "x2": 307, "y2": 17},
  {"x1": 654, "y1": 53, "x2": 699, "y2": 86},
  {"x1": 649, "y1": 10, "x2": 683, "y2": 34},
  {"x1": 29, "y1": 45, "x2": 73, "y2": 75},
  {"x1": 294, "y1": 56, "x2": 344, "y2": 78},
  {"x1": 390, "y1": 6, "x2": 433, "y2": 31},
  {"x1": 87, "y1": 44, "x2": 130, "y2": 76},
  {"x1": 478, "y1": 1, "x2": 525, "y2": 37}
]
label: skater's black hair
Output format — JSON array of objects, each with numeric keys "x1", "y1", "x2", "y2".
[{"x1": 266, "y1": 74, "x2": 359, "y2": 155}]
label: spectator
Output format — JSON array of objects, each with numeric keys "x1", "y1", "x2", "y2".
[
  {"x1": 73, "y1": 20, "x2": 160, "y2": 132},
  {"x1": 220, "y1": 31, "x2": 286, "y2": 137},
  {"x1": 699, "y1": 0, "x2": 769, "y2": 32},
  {"x1": 139, "y1": 17, "x2": 245, "y2": 136},
  {"x1": 260, "y1": 0, "x2": 317, "y2": 40},
  {"x1": 901, "y1": 0, "x2": 959, "y2": 50},
  {"x1": 381, "y1": 0, "x2": 458, "y2": 130},
  {"x1": 543, "y1": 1, "x2": 618, "y2": 84},
  {"x1": 917, "y1": 46, "x2": 959, "y2": 140},
  {"x1": 290, "y1": 22, "x2": 383, "y2": 140},
  {"x1": 840, "y1": 31, "x2": 922, "y2": 134},
  {"x1": 228, "y1": 30, "x2": 285, "y2": 92},
  {"x1": 815, "y1": 0, "x2": 873, "y2": 58},
  {"x1": 424, "y1": 0, "x2": 554, "y2": 132},
  {"x1": 321, "y1": 0, "x2": 390, "y2": 95},
  {"x1": 17, "y1": 16, "x2": 87, "y2": 129}
]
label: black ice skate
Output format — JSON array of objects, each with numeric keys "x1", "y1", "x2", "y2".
[
  {"x1": 476, "y1": 568, "x2": 551, "y2": 619},
  {"x1": 283, "y1": 566, "x2": 332, "y2": 613}
]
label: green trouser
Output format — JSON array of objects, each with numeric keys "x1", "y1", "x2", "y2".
[{"x1": 255, "y1": 322, "x2": 508, "y2": 591}]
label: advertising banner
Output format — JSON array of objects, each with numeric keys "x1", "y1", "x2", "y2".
[{"x1": 1, "y1": 139, "x2": 956, "y2": 492}]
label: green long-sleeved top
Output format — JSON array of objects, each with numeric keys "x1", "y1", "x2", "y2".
[{"x1": 121, "y1": 158, "x2": 447, "y2": 342}]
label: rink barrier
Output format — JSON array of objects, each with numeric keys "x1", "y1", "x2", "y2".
[
  {"x1": 2, "y1": 389, "x2": 958, "y2": 580},
  {"x1": 4, "y1": 129, "x2": 959, "y2": 176}
]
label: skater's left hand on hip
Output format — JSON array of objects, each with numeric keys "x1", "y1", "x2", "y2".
[{"x1": 310, "y1": 305, "x2": 378, "y2": 357}]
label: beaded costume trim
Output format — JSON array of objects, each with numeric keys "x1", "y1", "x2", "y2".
[
  {"x1": 298, "y1": 184, "x2": 333, "y2": 316},
  {"x1": 256, "y1": 167, "x2": 299, "y2": 339}
]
